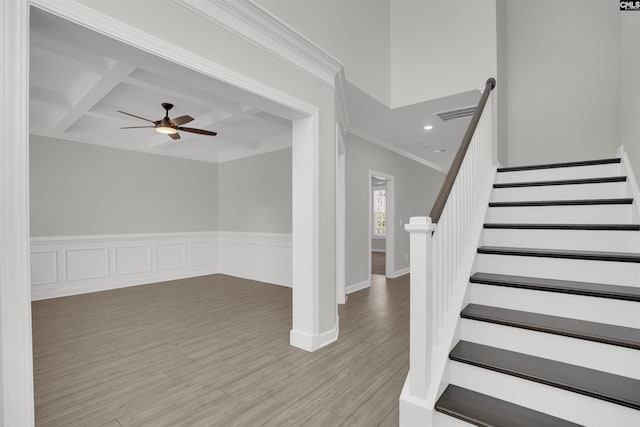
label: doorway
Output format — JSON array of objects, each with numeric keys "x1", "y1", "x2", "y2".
[{"x1": 368, "y1": 171, "x2": 394, "y2": 281}]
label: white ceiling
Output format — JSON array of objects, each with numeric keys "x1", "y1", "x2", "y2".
[
  {"x1": 29, "y1": 8, "x2": 295, "y2": 164},
  {"x1": 30, "y1": 7, "x2": 479, "y2": 171},
  {"x1": 346, "y1": 82, "x2": 481, "y2": 171}
]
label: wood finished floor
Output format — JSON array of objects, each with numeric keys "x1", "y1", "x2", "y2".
[{"x1": 32, "y1": 273, "x2": 408, "y2": 426}]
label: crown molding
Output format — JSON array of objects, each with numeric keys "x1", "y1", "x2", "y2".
[
  {"x1": 347, "y1": 126, "x2": 447, "y2": 174},
  {"x1": 175, "y1": 0, "x2": 342, "y2": 87},
  {"x1": 174, "y1": 0, "x2": 350, "y2": 128}
]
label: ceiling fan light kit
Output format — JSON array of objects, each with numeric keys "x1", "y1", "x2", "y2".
[{"x1": 118, "y1": 102, "x2": 218, "y2": 140}]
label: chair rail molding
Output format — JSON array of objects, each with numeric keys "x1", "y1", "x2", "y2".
[{"x1": 173, "y1": 0, "x2": 350, "y2": 128}]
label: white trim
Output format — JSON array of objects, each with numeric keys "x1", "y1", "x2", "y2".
[
  {"x1": 348, "y1": 126, "x2": 447, "y2": 174},
  {"x1": 0, "y1": 0, "x2": 34, "y2": 425},
  {"x1": 336, "y1": 125, "x2": 347, "y2": 304},
  {"x1": 174, "y1": 0, "x2": 342, "y2": 87},
  {"x1": 172, "y1": 0, "x2": 350, "y2": 135},
  {"x1": 30, "y1": 231, "x2": 294, "y2": 300},
  {"x1": 346, "y1": 279, "x2": 371, "y2": 295},
  {"x1": 30, "y1": 0, "x2": 318, "y2": 116},
  {"x1": 387, "y1": 267, "x2": 409, "y2": 278},
  {"x1": 372, "y1": 249, "x2": 386, "y2": 253},
  {"x1": 289, "y1": 315, "x2": 339, "y2": 352},
  {"x1": 619, "y1": 145, "x2": 640, "y2": 222}
]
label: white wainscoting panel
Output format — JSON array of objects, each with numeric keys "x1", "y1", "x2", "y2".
[
  {"x1": 30, "y1": 231, "x2": 293, "y2": 300},
  {"x1": 30, "y1": 232, "x2": 218, "y2": 301},
  {"x1": 217, "y1": 231, "x2": 292, "y2": 287}
]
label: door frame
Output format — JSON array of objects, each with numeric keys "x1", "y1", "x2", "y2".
[{"x1": 368, "y1": 170, "x2": 395, "y2": 281}]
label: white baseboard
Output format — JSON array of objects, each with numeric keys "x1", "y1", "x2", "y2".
[
  {"x1": 290, "y1": 315, "x2": 339, "y2": 352},
  {"x1": 388, "y1": 267, "x2": 409, "y2": 278},
  {"x1": 30, "y1": 231, "x2": 292, "y2": 300},
  {"x1": 346, "y1": 279, "x2": 370, "y2": 294},
  {"x1": 371, "y1": 249, "x2": 386, "y2": 253}
]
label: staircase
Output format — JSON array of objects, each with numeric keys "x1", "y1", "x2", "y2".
[{"x1": 434, "y1": 157, "x2": 640, "y2": 426}]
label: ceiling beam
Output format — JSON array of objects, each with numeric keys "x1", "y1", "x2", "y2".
[
  {"x1": 30, "y1": 32, "x2": 111, "y2": 74},
  {"x1": 124, "y1": 70, "x2": 242, "y2": 114},
  {"x1": 50, "y1": 62, "x2": 136, "y2": 134}
]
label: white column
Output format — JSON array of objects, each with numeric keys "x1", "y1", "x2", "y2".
[
  {"x1": 404, "y1": 216, "x2": 437, "y2": 399},
  {"x1": 0, "y1": 0, "x2": 35, "y2": 425}
]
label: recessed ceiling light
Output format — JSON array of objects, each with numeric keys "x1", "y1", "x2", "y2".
[
  {"x1": 423, "y1": 125, "x2": 433, "y2": 130},
  {"x1": 434, "y1": 149, "x2": 447, "y2": 153}
]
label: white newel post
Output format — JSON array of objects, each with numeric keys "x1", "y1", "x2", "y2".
[{"x1": 404, "y1": 216, "x2": 437, "y2": 399}]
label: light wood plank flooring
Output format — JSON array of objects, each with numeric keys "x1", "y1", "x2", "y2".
[{"x1": 32, "y1": 273, "x2": 409, "y2": 426}]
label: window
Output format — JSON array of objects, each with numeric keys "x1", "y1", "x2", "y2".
[{"x1": 373, "y1": 189, "x2": 386, "y2": 237}]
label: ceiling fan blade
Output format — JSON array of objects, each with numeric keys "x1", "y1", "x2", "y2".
[
  {"x1": 169, "y1": 132, "x2": 181, "y2": 140},
  {"x1": 120, "y1": 126, "x2": 156, "y2": 129},
  {"x1": 178, "y1": 126, "x2": 218, "y2": 136},
  {"x1": 117, "y1": 110, "x2": 156, "y2": 123},
  {"x1": 172, "y1": 115, "x2": 194, "y2": 125}
]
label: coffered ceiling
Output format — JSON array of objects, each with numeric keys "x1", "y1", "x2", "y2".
[{"x1": 29, "y1": 7, "x2": 294, "y2": 164}]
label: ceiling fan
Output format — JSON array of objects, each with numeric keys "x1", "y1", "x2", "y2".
[{"x1": 118, "y1": 102, "x2": 218, "y2": 140}]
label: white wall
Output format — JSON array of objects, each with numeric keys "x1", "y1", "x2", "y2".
[
  {"x1": 218, "y1": 149, "x2": 292, "y2": 233},
  {"x1": 30, "y1": 135, "x2": 218, "y2": 236},
  {"x1": 346, "y1": 133, "x2": 444, "y2": 287},
  {"x1": 390, "y1": 0, "x2": 497, "y2": 108},
  {"x1": 254, "y1": 0, "x2": 391, "y2": 107},
  {"x1": 504, "y1": 0, "x2": 620, "y2": 167},
  {"x1": 620, "y1": 12, "x2": 640, "y2": 175}
]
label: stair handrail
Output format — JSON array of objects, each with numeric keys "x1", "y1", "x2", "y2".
[
  {"x1": 429, "y1": 78, "x2": 496, "y2": 223},
  {"x1": 400, "y1": 78, "x2": 498, "y2": 425}
]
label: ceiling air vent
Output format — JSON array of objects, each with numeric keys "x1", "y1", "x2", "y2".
[{"x1": 434, "y1": 105, "x2": 477, "y2": 121}]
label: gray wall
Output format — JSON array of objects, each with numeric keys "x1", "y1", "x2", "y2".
[
  {"x1": 218, "y1": 149, "x2": 292, "y2": 233},
  {"x1": 620, "y1": 13, "x2": 640, "y2": 176},
  {"x1": 30, "y1": 136, "x2": 218, "y2": 236},
  {"x1": 372, "y1": 239, "x2": 386, "y2": 252},
  {"x1": 346, "y1": 133, "x2": 445, "y2": 286},
  {"x1": 504, "y1": 0, "x2": 620, "y2": 166}
]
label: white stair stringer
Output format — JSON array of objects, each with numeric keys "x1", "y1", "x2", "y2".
[
  {"x1": 494, "y1": 163, "x2": 622, "y2": 184},
  {"x1": 448, "y1": 360, "x2": 640, "y2": 427}
]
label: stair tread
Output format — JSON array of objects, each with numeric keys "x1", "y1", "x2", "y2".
[
  {"x1": 435, "y1": 385, "x2": 583, "y2": 427},
  {"x1": 450, "y1": 341, "x2": 640, "y2": 410},
  {"x1": 477, "y1": 246, "x2": 640, "y2": 263},
  {"x1": 494, "y1": 176, "x2": 626, "y2": 188},
  {"x1": 498, "y1": 158, "x2": 621, "y2": 172},
  {"x1": 484, "y1": 223, "x2": 640, "y2": 231},
  {"x1": 461, "y1": 304, "x2": 640, "y2": 350},
  {"x1": 470, "y1": 273, "x2": 640, "y2": 302},
  {"x1": 489, "y1": 198, "x2": 633, "y2": 207}
]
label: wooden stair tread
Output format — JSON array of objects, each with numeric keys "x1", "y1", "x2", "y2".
[
  {"x1": 461, "y1": 304, "x2": 640, "y2": 350},
  {"x1": 493, "y1": 176, "x2": 626, "y2": 188},
  {"x1": 450, "y1": 341, "x2": 640, "y2": 410},
  {"x1": 497, "y1": 158, "x2": 621, "y2": 172},
  {"x1": 470, "y1": 273, "x2": 640, "y2": 302},
  {"x1": 484, "y1": 223, "x2": 640, "y2": 231},
  {"x1": 489, "y1": 198, "x2": 633, "y2": 207},
  {"x1": 477, "y1": 246, "x2": 640, "y2": 263},
  {"x1": 435, "y1": 385, "x2": 583, "y2": 427}
]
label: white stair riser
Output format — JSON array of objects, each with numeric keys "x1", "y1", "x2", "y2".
[
  {"x1": 460, "y1": 319, "x2": 640, "y2": 379},
  {"x1": 433, "y1": 411, "x2": 474, "y2": 427},
  {"x1": 486, "y1": 205, "x2": 633, "y2": 224},
  {"x1": 495, "y1": 163, "x2": 622, "y2": 184},
  {"x1": 481, "y1": 229, "x2": 640, "y2": 252},
  {"x1": 490, "y1": 182, "x2": 627, "y2": 203},
  {"x1": 468, "y1": 283, "x2": 640, "y2": 328},
  {"x1": 476, "y1": 253, "x2": 640, "y2": 287},
  {"x1": 449, "y1": 361, "x2": 640, "y2": 427}
]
